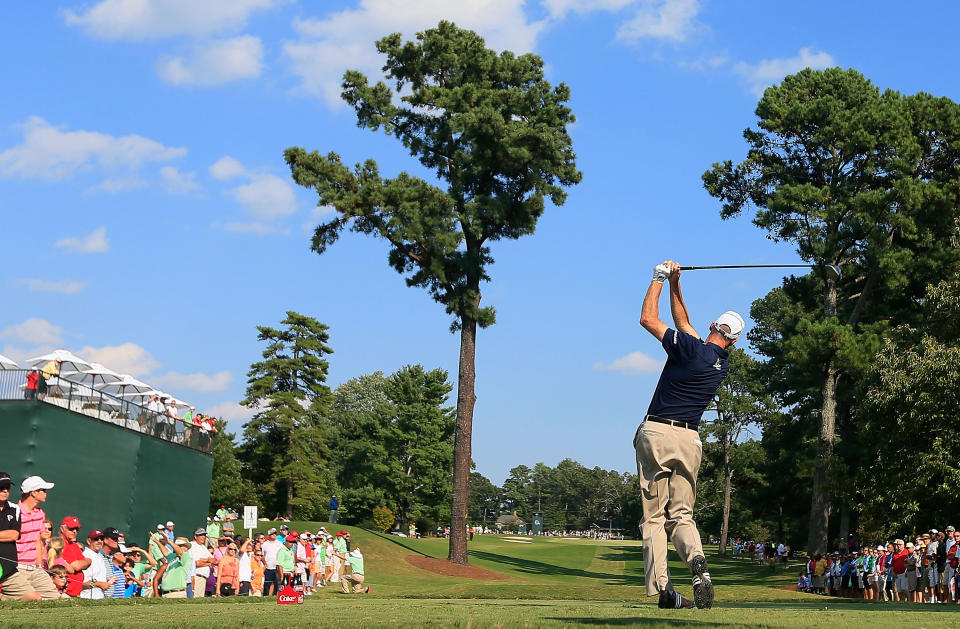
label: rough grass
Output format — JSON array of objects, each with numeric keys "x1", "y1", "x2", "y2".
[{"x1": 2, "y1": 523, "x2": 958, "y2": 628}]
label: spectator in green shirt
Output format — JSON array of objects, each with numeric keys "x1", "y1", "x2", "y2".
[
  {"x1": 206, "y1": 517, "x2": 221, "y2": 543},
  {"x1": 151, "y1": 535, "x2": 191, "y2": 598},
  {"x1": 340, "y1": 547, "x2": 370, "y2": 594},
  {"x1": 276, "y1": 532, "x2": 296, "y2": 587}
]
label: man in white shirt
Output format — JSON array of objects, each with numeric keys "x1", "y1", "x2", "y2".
[
  {"x1": 260, "y1": 528, "x2": 282, "y2": 597},
  {"x1": 188, "y1": 528, "x2": 216, "y2": 598},
  {"x1": 944, "y1": 526, "x2": 956, "y2": 601},
  {"x1": 80, "y1": 531, "x2": 113, "y2": 599}
]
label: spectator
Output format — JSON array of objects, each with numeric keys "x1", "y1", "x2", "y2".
[
  {"x1": 24, "y1": 369, "x2": 39, "y2": 400},
  {"x1": 892, "y1": 539, "x2": 909, "y2": 601},
  {"x1": 0, "y1": 473, "x2": 42, "y2": 601},
  {"x1": 46, "y1": 537, "x2": 65, "y2": 570},
  {"x1": 48, "y1": 564, "x2": 70, "y2": 597},
  {"x1": 276, "y1": 531, "x2": 297, "y2": 588},
  {"x1": 109, "y1": 552, "x2": 127, "y2": 598},
  {"x1": 125, "y1": 544, "x2": 156, "y2": 598},
  {"x1": 149, "y1": 524, "x2": 172, "y2": 567},
  {"x1": 37, "y1": 519, "x2": 53, "y2": 568},
  {"x1": 15, "y1": 475, "x2": 58, "y2": 599},
  {"x1": 332, "y1": 532, "x2": 347, "y2": 583},
  {"x1": 905, "y1": 542, "x2": 920, "y2": 602},
  {"x1": 329, "y1": 495, "x2": 339, "y2": 524},
  {"x1": 250, "y1": 546, "x2": 266, "y2": 597},
  {"x1": 340, "y1": 546, "x2": 370, "y2": 594},
  {"x1": 188, "y1": 528, "x2": 215, "y2": 598},
  {"x1": 164, "y1": 521, "x2": 176, "y2": 542},
  {"x1": 216, "y1": 505, "x2": 229, "y2": 520},
  {"x1": 58, "y1": 516, "x2": 90, "y2": 597},
  {"x1": 237, "y1": 537, "x2": 253, "y2": 596},
  {"x1": 38, "y1": 359, "x2": 61, "y2": 400},
  {"x1": 152, "y1": 534, "x2": 191, "y2": 598},
  {"x1": 222, "y1": 516, "x2": 235, "y2": 538},
  {"x1": 278, "y1": 524, "x2": 289, "y2": 543},
  {"x1": 206, "y1": 516, "x2": 221, "y2": 541},
  {"x1": 79, "y1": 529, "x2": 113, "y2": 600},
  {"x1": 260, "y1": 528, "x2": 281, "y2": 596},
  {"x1": 216, "y1": 542, "x2": 240, "y2": 596}
]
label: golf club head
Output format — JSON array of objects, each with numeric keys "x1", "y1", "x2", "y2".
[{"x1": 823, "y1": 264, "x2": 842, "y2": 282}]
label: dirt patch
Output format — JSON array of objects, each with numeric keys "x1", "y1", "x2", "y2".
[{"x1": 406, "y1": 555, "x2": 508, "y2": 580}]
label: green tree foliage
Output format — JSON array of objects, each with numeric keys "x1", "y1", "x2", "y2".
[
  {"x1": 467, "y1": 471, "x2": 501, "y2": 526},
  {"x1": 702, "y1": 349, "x2": 779, "y2": 555},
  {"x1": 327, "y1": 366, "x2": 455, "y2": 531},
  {"x1": 285, "y1": 21, "x2": 581, "y2": 563},
  {"x1": 240, "y1": 311, "x2": 335, "y2": 519},
  {"x1": 208, "y1": 420, "x2": 261, "y2": 513},
  {"x1": 856, "y1": 274, "x2": 960, "y2": 537},
  {"x1": 372, "y1": 506, "x2": 396, "y2": 532},
  {"x1": 703, "y1": 68, "x2": 960, "y2": 552}
]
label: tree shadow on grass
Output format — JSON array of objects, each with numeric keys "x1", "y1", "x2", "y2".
[
  {"x1": 467, "y1": 550, "x2": 645, "y2": 586},
  {"x1": 365, "y1": 530, "x2": 432, "y2": 557},
  {"x1": 544, "y1": 617, "x2": 728, "y2": 627}
]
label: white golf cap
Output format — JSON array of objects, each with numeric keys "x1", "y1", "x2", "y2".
[
  {"x1": 157, "y1": 524, "x2": 165, "y2": 530},
  {"x1": 21, "y1": 476, "x2": 55, "y2": 493},
  {"x1": 714, "y1": 311, "x2": 745, "y2": 340},
  {"x1": 166, "y1": 521, "x2": 175, "y2": 527}
]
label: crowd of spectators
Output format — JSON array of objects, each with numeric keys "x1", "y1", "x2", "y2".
[{"x1": 0, "y1": 473, "x2": 370, "y2": 602}]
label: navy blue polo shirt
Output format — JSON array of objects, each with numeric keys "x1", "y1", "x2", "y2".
[{"x1": 646, "y1": 328, "x2": 729, "y2": 426}]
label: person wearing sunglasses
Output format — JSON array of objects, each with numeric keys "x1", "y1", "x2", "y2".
[
  {"x1": 0, "y1": 473, "x2": 42, "y2": 601},
  {"x1": 58, "y1": 516, "x2": 90, "y2": 597},
  {"x1": 15, "y1": 475, "x2": 59, "y2": 599}
]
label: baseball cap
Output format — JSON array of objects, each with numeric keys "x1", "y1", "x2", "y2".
[
  {"x1": 906, "y1": 542, "x2": 915, "y2": 548},
  {"x1": 714, "y1": 311, "x2": 745, "y2": 340},
  {"x1": 166, "y1": 521, "x2": 175, "y2": 527},
  {"x1": 279, "y1": 524, "x2": 289, "y2": 530},
  {"x1": 87, "y1": 529, "x2": 105, "y2": 540},
  {"x1": 877, "y1": 545, "x2": 884, "y2": 551},
  {"x1": 948, "y1": 526, "x2": 956, "y2": 532},
  {"x1": 21, "y1": 475, "x2": 55, "y2": 493},
  {"x1": 0, "y1": 472, "x2": 11, "y2": 490},
  {"x1": 194, "y1": 528, "x2": 207, "y2": 536},
  {"x1": 267, "y1": 527, "x2": 277, "y2": 534},
  {"x1": 287, "y1": 531, "x2": 299, "y2": 540},
  {"x1": 930, "y1": 529, "x2": 939, "y2": 535},
  {"x1": 157, "y1": 524, "x2": 165, "y2": 530},
  {"x1": 118, "y1": 543, "x2": 129, "y2": 553},
  {"x1": 175, "y1": 537, "x2": 190, "y2": 547},
  {"x1": 103, "y1": 527, "x2": 121, "y2": 541},
  {"x1": 213, "y1": 516, "x2": 220, "y2": 521},
  {"x1": 62, "y1": 516, "x2": 81, "y2": 528}
]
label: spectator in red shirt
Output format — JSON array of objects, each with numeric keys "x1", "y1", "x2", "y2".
[
  {"x1": 24, "y1": 370, "x2": 39, "y2": 400},
  {"x1": 891, "y1": 538, "x2": 909, "y2": 601},
  {"x1": 58, "y1": 516, "x2": 91, "y2": 597}
]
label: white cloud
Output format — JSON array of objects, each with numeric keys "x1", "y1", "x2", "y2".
[
  {"x1": 594, "y1": 351, "x2": 662, "y2": 375},
  {"x1": 733, "y1": 47, "x2": 836, "y2": 97},
  {"x1": 228, "y1": 174, "x2": 297, "y2": 219},
  {"x1": 75, "y1": 342, "x2": 160, "y2": 377},
  {"x1": 0, "y1": 318, "x2": 64, "y2": 346},
  {"x1": 205, "y1": 400, "x2": 256, "y2": 423},
  {"x1": 62, "y1": 0, "x2": 280, "y2": 40},
  {"x1": 0, "y1": 117, "x2": 186, "y2": 181},
  {"x1": 159, "y1": 166, "x2": 200, "y2": 193},
  {"x1": 209, "y1": 155, "x2": 246, "y2": 181},
  {"x1": 301, "y1": 205, "x2": 336, "y2": 232},
  {"x1": 16, "y1": 279, "x2": 86, "y2": 295},
  {"x1": 543, "y1": 0, "x2": 636, "y2": 19},
  {"x1": 285, "y1": 0, "x2": 547, "y2": 106},
  {"x1": 89, "y1": 176, "x2": 148, "y2": 194},
  {"x1": 617, "y1": 0, "x2": 701, "y2": 42},
  {"x1": 157, "y1": 35, "x2": 264, "y2": 86},
  {"x1": 54, "y1": 226, "x2": 110, "y2": 254},
  {"x1": 151, "y1": 370, "x2": 233, "y2": 392}
]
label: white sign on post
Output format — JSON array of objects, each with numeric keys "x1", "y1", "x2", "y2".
[{"x1": 243, "y1": 505, "x2": 258, "y2": 538}]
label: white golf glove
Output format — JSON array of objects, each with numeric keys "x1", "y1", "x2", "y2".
[{"x1": 652, "y1": 263, "x2": 670, "y2": 284}]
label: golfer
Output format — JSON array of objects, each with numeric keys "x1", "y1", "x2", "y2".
[{"x1": 636, "y1": 260, "x2": 743, "y2": 609}]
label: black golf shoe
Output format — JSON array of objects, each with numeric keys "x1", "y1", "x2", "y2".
[
  {"x1": 658, "y1": 589, "x2": 694, "y2": 609},
  {"x1": 689, "y1": 555, "x2": 714, "y2": 609}
]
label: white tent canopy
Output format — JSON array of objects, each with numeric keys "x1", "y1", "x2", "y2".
[
  {"x1": 26, "y1": 349, "x2": 92, "y2": 375},
  {"x1": 0, "y1": 354, "x2": 19, "y2": 370},
  {"x1": 61, "y1": 362, "x2": 124, "y2": 387},
  {"x1": 96, "y1": 374, "x2": 153, "y2": 395}
]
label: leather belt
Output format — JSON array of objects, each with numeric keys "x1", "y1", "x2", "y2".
[{"x1": 645, "y1": 415, "x2": 698, "y2": 431}]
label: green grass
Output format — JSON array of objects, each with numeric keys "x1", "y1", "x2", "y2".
[{"x1": 2, "y1": 523, "x2": 958, "y2": 627}]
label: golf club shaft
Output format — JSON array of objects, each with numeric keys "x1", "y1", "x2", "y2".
[{"x1": 682, "y1": 264, "x2": 815, "y2": 271}]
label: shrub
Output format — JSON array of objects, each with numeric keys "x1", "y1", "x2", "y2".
[{"x1": 372, "y1": 506, "x2": 395, "y2": 532}]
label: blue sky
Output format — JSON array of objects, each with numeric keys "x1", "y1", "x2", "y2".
[{"x1": 2, "y1": 1, "x2": 958, "y2": 484}]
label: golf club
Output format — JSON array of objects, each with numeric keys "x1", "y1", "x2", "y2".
[{"x1": 681, "y1": 264, "x2": 842, "y2": 282}]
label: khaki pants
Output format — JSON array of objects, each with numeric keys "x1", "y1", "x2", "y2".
[
  {"x1": 163, "y1": 589, "x2": 187, "y2": 598},
  {"x1": 18, "y1": 565, "x2": 59, "y2": 600},
  {"x1": 192, "y1": 575, "x2": 208, "y2": 597},
  {"x1": 341, "y1": 573, "x2": 365, "y2": 593},
  {"x1": 635, "y1": 421, "x2": 704, "y2": 596},
  {"x1": 0, "y1": 571, "x2": 36, "y2": 600}
]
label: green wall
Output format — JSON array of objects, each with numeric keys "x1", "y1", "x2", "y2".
[{"x1": 0, "y1": 400, "x2": 212, "y2": 546}]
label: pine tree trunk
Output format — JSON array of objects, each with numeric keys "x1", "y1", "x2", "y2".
[
  {"x1": 286, "y1": 478, "x2": 294, "y2": 520},
  {"x1": 719, "y1": 446, "x2": 732, "y2": 557},
  {"x1": 808, "y1": 277, "x2": 839, "y2": 554},
  {"x1": 448, "y1": 313, "x2": 477, "y2": 565}
]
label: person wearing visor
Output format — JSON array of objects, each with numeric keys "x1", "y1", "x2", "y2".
[{"x1": 637, "y1": 260, "x2": 744, "y2": 610}]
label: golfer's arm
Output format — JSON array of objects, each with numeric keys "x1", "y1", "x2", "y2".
[
  {"x1": 669, "y1": 279, "x2": 699, "y2": 338},
  {"x1": 639, "y1": 282, "x2": 668, "y2": 341}
]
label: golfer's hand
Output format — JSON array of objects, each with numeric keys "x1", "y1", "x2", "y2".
[
  {"x1": 667, "y1": 261, "x2": 682, "y2": 283},
  {"x1": 652, "y1": 263, "x2": 670, "y2": 284}
]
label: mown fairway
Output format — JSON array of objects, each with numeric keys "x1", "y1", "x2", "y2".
[{"x1": 2, "y1": 523, "x2": 958, "y2": 628}]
